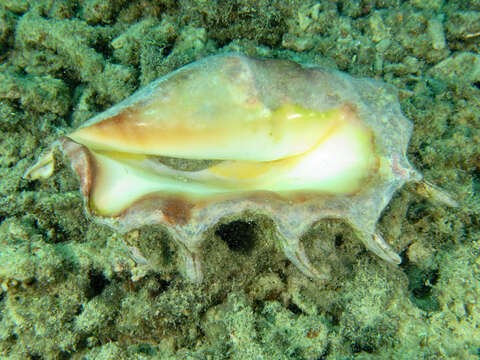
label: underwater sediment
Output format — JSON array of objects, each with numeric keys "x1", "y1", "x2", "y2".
[{"x1": 0, "y1": 1, "x2": 479, "y2": 359}]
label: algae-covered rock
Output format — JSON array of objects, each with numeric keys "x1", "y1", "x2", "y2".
[
  {"x1": 1, "y1": 0, "x2": 29, "y2": 14},
  {"x1": 446, "y1": 11, "x2": 480, "y2": 41},
  {"x1": 201, "y1": 293, "x2": 329, "y2": 360},
  {"x1": 428, "y1": 51, "x2": 480, "y2": 85},
  {"x1": 0, "y1": 70, "x2": 71, "y2": 115},
  {"x1": 0, "y1": 7, "x2": 16, "y2": 53}
]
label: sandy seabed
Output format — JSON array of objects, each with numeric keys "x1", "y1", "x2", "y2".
[{"x1": 0, "y1": 0, "x2": 479, "y2": 359}]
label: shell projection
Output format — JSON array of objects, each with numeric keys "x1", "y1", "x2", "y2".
[{"x1": 24, "y1": 53, "x2": 457, "y2": 282}]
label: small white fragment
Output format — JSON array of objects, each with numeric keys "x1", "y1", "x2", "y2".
[
  {"x1": 23, "y1": 150, "x2": 55, "y2": 180},
  {"x1": 126, "y1": 245, "x2": 149, "y2": 266},
  {"x1": 179, "y1": 246, "x2": 203, "y2": 283},
  {"x1": 416, "y1": 179, "x2": 459, "y2": 208}
]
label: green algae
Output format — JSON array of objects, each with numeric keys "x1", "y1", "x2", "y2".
[{"x1": 0, "y1": 0, "x2": 479, "y2": 359}]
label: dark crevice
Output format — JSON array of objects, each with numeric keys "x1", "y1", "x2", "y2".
[
  {"x1": 18, "y1": 179, "x2": 39, "y2": 192},
  {"x1": 351, "y1": 341, "x2": 374, "y2": 354},
  {"x1": 287, "y1": 302, "x2": 304, "y2": 315},
  {"x1": 472, "y1": 167, "x2": 480, "y2": 196},
  {"x1": 162, "y1": 42, "x2": 174, "y2": 58},
  {"x1": 148, "y1": 274, "x2": 171, "y2": 298},
  {"x1": 85, "y1": 269, "x2": 110, "y2": 300},
  {"x1": 406, "y1": 200, "x2": 429, "y2": 223},
  {"x1": 92, "y1": 38, "x2": 113, "y2": 60},
  {"x1": 57, "y1": 67, "x2": 82, "y2": 90},
  {"x1": 334, "y1": 233, "x2": 344, "y2": 247},
  {"x1": 401, "y1": 259, "x2": 440, "y2": 312},
  {"x1": 215, "y1": 220, "x2": 256, "y2": 254},
  {"x1": 74, "y1": 304, "x2": 84, "y2": 316}
]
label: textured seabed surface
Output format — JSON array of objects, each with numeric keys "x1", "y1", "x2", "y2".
[{"x1": 0, "y1": 1, "x2": 479, "y2": 359}]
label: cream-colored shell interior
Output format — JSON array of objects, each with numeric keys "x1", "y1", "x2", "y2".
[{"x1": 83, "y1": 104, "x2": 377, "y2": 215}]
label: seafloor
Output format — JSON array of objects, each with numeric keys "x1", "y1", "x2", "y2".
[{"x1": 0, "y1": 0, "x2": 479, "y2": 359}]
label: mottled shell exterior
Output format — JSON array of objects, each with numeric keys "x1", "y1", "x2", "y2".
[{"x1": 29, "y1": 53, "x2": 435, "y2": 282}]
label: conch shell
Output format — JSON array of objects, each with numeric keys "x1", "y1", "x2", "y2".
[{"x1": 24, "y1": 53, "x2": 457, "y2": 282}]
